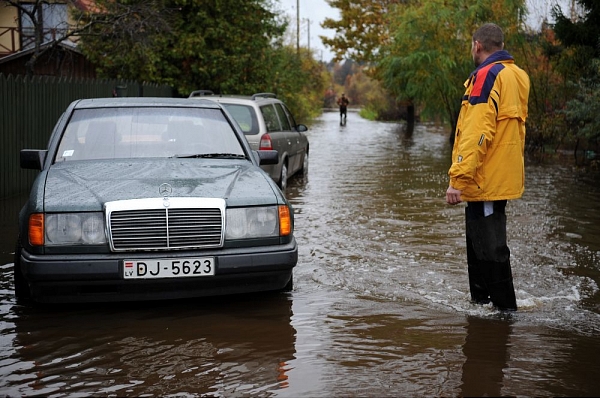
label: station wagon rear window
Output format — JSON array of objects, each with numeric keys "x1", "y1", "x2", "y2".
[{"x1": 220, "y1": 104, "x2": 260, "y2": 135}]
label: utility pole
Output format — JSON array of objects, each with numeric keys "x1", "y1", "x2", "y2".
[
  {"x1": 296, "y1": 0, "x2": 300, "y2": 54},
  {"x1": 307, "y1": 18, "x2": 310, "y2": 52}
]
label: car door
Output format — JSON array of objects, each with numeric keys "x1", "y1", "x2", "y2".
[
  {"x1": 273, "y1": 103, "x2": 302, "y2": 175},
  {"x1": 259, "y1": 103, "x2": 287, "y2": 163},
  {"x1": 278, "y1": 103, "x2": 306, "y2": 174}
]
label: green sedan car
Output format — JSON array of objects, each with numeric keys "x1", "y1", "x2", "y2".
[{"x1": 15, "y1": 98, "x2": 297, "y2": 304}]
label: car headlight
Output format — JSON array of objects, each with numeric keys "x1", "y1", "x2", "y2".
[
  {"x1": 226, "y1": 206, "x2": 286, "y2": 239},
  {"x1": 44, "y1": 212, "x2": 107, "y2": 245}
]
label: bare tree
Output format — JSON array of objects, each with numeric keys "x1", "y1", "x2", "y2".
[{"x1": 4, "y1": 0, "x2": 171, "y2": 76}]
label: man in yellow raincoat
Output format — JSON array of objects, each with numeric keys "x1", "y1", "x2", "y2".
[{"x1": 446, "y1": 23, "x2": 530, "y2": 311}]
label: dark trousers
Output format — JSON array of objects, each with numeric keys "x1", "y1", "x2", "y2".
[{"x1": 465, "y1": 200, "x2": 517, "y2": 311}]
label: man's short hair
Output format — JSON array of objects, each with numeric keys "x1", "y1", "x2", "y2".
[{"x1": 473, "y1": 23, "x2": 504, "y2": 52}]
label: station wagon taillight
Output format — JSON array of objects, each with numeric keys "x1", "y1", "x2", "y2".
[{"x1": 259, "y1": 133, "x2": 273, "y2": 150}]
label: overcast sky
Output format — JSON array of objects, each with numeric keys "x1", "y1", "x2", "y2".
[
  {"x1": 276, "y1": 0, "x2": 575, "y2": 63},
  {"x1": 277, "y1": 0, "x2": 339, "y2": 62}
]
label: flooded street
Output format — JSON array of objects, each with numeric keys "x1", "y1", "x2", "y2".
[{"x1": 1, "y1": 110, "x2": 599, "y2": 397}]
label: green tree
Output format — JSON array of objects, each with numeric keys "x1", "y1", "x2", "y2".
[
  {"x1": 379, "y1": 0, "x2": 526, "y2": 138},
  {"x1": 551, "y1": 0, "x2": 600, "y2": 163},
  {"x1": 266, "y1": 46, "x2": 329, "y2": 121},
  {"x1": 77, "y1": 0, "x2": 286, "y2": 95},
  {"x1": 75, "y1": 0, "x2": 174, "y2": 83},
  {"x1": 321, "y1": 0, "x2": 399, "y2": 63},
  {"x1": 332, "y1": 59, "x2": 355, "y2": 86},
  {"x1": 562, "y1": 59, "x2": 600, "y2": 164},
  {"x1": 511, "y1": 26, "x2": 570, "y2": 157},
  {"x1": 553, "y1": 0, "x2": 600, "y2": 59},
  {"x1": 76, "y1": 0, "x2": 327, "y2": 120},
  {"x1": 322, "y1": 0, "x2": 405, "y2": 123}
]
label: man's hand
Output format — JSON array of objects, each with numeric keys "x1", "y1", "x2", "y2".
[{"x1": 446, "y1": 186, "x2": 463, "y2": 205}]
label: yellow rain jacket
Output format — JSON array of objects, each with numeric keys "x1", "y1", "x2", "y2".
[{"x1": 449, "y1": 50, "x2": 530, "y2": 201}]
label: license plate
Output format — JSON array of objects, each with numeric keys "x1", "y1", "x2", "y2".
[{"x1": 123, "y1": 258, "x2": 215, "y2": 279}]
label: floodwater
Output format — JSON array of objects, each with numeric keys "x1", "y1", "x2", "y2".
[{"x1": 1, "y1": 109, "x2": 599, "y2": 397}]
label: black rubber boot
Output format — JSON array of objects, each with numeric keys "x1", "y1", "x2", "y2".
[
  {"x1": 484, "y1": 261, "x2": 517, "y2": 311},
  {"x1": 466, "y1": 235, "x2": 490, "y2": 304},
  {"x1": 465, "y1": 203, "x2": 517, "y2": 311}
]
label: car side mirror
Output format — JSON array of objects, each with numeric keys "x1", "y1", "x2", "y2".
[
  {"x1": 20, "y1": 149, "x2": 47, "y2": 170},
  {"x1": 295, "y1": 124, "x2": 308, "y2": 132},
  {"x1": 257, "y1": 150, "x2": 278, "y2": 165}
]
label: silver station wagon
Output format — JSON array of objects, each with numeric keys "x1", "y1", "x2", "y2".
[
  {"x1": 15, "y1": 97, "x2": 297, "y2": 304},
  {"x1": 189, "y1": 91, "x2": 309, "y2": 191}
]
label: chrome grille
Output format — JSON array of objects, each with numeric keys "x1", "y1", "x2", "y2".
[{"x1": 106, "y1": 198, "x2": 225, "y2": 251}]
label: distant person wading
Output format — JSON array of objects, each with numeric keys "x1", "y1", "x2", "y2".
[{"x1": 337, "y1": 93, "x2": 349, "y2": 125}]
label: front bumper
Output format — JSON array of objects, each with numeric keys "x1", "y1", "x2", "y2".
[{"x1": 19, "y1": 239, "x2": 297, "y2": 303}]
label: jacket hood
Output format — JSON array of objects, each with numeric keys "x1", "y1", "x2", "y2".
[{"x1": 43, "y1": 159, "x2": 279, "y2": 212}]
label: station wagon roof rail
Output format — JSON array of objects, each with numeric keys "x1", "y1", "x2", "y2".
[
  {"x1": 188, "y1": 91, "x2": 278, "y2": 101},
  {"x1": 189, "y1": 90, "x2": 215, "y2": 97},
  {"x1": 251, "y1": 93, "x2": 277, "y2": 100}
]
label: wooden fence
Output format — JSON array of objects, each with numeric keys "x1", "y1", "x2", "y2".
[{"x1": 0, "y1": 74, "x2": 173, "y2": 199}]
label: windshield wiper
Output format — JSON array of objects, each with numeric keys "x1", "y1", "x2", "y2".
[{"x1": 172, "y1": 153, "x2": 246, "y2": 159}]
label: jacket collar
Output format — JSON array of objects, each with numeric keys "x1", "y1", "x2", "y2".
[{"x1": 470, "y1": 50, "x2": 514, "y2": 78}]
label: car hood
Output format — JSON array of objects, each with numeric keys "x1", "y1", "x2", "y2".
[{"x1": 43, "y1": 159, "x2": 279, "y2": 212}]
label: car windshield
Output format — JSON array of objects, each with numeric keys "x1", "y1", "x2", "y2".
[{"x1": 54, "y1": 107, "x2": 245, "y2": 162}]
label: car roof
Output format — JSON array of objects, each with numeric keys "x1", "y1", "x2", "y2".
[
  {"x1": 72, "y1": 97, "x2": 222, "y2": 109},
  {"x1": 188, "y1": 91, "x2": 281, "y2": 106}
]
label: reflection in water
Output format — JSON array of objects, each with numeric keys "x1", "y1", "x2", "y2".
[
  {"x1": 460, "y1": 316, "x2": 511, "y2": 397},
  {"x1": 1, "y1": 110, "x2": 600, "y2": 397},
  {"x1": 287, "y1": 110, "x2": 600, "y2": 333},
  {"x1": 4, "y1": 295, "x2": 295, "y2": 397},
  {"x1": 0, "y1": 194, "x2": 26, "y2": 266}
]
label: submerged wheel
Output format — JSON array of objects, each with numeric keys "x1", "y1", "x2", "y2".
[
  {"x1": 13, "y1": 241, "x2": 31, "y2": 304},
  {"x1": 299, "y1": 150, "x2": 308, "y2": 176},
  {"x1": 278, "y1": 162, "x2": 288, "y2": 191},
  {"x1": 281, "y1": 273, "x2": 293, "y2": 292}
]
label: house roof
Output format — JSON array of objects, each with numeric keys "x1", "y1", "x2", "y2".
[{"x1": 0, "y1": 39, "x2": 80, "y2": 65}]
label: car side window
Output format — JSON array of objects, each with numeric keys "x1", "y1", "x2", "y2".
[
  {"x1": 260, "y1": 105, "x2": 281, "y2": 132},
  {"x1": 281, "y1": 104, "x2": 298, "y2": 130},
  {"x1": 274, "y1": 104, "x2": 292, "y2": 131}
]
